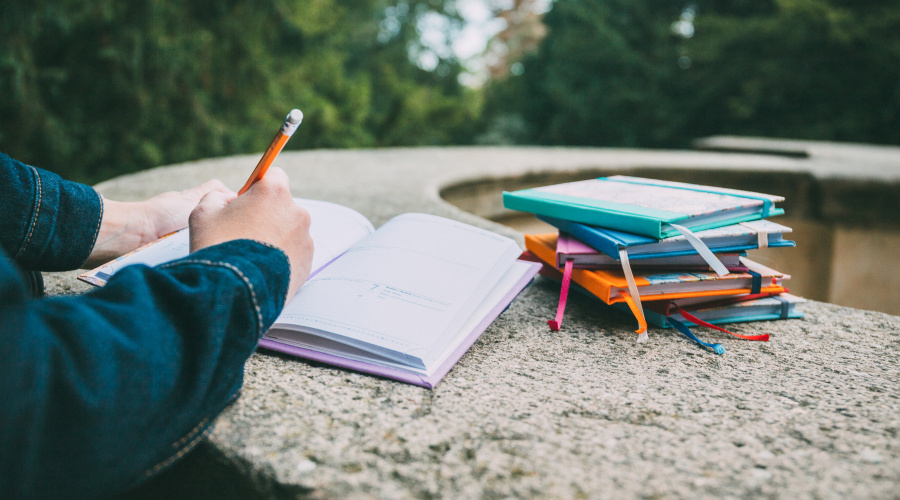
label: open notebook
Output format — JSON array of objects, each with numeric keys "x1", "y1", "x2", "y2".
[{"x1": 80, "y1": 200, "x2": 540, "y2": 388}]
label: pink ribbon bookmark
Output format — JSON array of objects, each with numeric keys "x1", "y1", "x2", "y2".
[{"x1": 548, "y1": 259, "x2": 575, "y2": 331}]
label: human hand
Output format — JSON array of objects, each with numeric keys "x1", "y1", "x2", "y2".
[
  {"x1": 188, "y1": 167, "x2": 313, "y2": 301},
  {"x1": 84, "y1": 180, "x2": 232, "y2": 268}
]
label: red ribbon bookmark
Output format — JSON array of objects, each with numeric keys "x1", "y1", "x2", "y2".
[
  {"x1": 548, "y1": 259, "x2": 574, "y2": 331},
  {"x1": 675, "y1": 306, "x2": 770, "y2": 341}
]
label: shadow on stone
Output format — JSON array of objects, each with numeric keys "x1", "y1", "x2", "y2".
[{"x1": 116, "y1": 441, "x2": 314, "y2": 500}]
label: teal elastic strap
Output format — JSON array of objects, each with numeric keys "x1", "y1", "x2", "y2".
[
  {"x1": 603, "y1": 177, "x2": 774, "y2": 218},
  {"x1": 774, "y1": 295, "x2": 790, "y2": 319}
]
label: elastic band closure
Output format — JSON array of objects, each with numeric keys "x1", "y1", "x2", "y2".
[
  {"x1": 619, "y1": 249, "x2": 648, "y2": 341},
  {"x1": 748, "y1": 270, "x2": 762, "y2": 294},
  {"x1": 675, "y1": 306, "x2": 770, "y2": 341},
  {"x1": 548, "y1": 259, "x2": 574, "y2": 331},
  {"x1": 740, "y1": 222, "x2": 768, "y2": 250},
  {"x1": 669, "y1": 224, "x2": 730, "y2": 276},
  {"x1": 668, "y1": 317, "x2": 725, "y2": 355},
  {"x1": 773, "y1": 295, "x2": 790, "y2": 319}
]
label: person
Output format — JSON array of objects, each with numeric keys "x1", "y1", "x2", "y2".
[{"x1": 0, "y1": 151, "x2": 314, "y2": 499}]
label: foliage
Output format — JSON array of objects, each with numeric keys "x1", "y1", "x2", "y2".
[
  {"x1": 478, "y1": 0, "x2": 900, "y2": 148},
  {"x1": 4, "y1": 0, "x2": 898, "y2": 181},
  {"x1": 0, "y1": 0, "x2": 477, "y2": 183}
]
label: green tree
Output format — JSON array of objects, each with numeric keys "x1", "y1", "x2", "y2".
[
  {"x1": 478, "y1": 0, "x2": 900, "y2": 147},
  {"x1": 0, "y1": 0, "x2": 477, "y2": 183},
  {"x1": 680, "y1": 0, "x2": 900, "y2": 144},
  {"x1": 479, "y1": 0, "x2": 684, "y2": 147}
]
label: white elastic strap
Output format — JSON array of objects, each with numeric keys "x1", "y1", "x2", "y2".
[
  {"x1": 619, "y1": 249, "x2": 648, "y2": 343},
  {"x1": 740, "y1": 222, "x2": 768, "y2": 250},
  {"x1": 669, "y1": 223, "x2": 730, "y2": 276}
]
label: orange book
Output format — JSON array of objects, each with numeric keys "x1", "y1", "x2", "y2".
[{"x1": 525, "y1": 233, "x2": 787, "y2": 334}]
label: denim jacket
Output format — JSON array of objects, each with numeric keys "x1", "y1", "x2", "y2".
[{"x1": 0, "y1": 153, "x2": 291, "y2": 499}]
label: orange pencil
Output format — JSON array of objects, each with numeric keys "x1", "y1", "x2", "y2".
[{"x1": 238, "y1": 109, "x2": 304, "y2": 195}]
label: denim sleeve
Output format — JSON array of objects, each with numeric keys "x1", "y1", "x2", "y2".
[
  {"x1": 0, "y1": 239, "x2": 291, "y2": 500},
  {"x1": 0, "y1": 152, "x2": 103, "y2": 271}
]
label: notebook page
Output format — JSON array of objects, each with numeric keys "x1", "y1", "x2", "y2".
[
  {"x1": 267, "y1": 260, "x2": 537, "y2": 376},
  {"x1": 276, "y1": 213, "x2": 522, "y2": 369},
  {"x1": 80, "y1": 198, "x2": 374, "y2": 285}
]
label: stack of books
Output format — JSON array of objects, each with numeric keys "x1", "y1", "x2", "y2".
[{"x1": 503, "y1": 176, "x2": 805, "y2": 354}]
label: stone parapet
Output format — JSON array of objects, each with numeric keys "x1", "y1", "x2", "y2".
[{"x1": 43, "y1": 145, "x2": 899, "y2": 499}]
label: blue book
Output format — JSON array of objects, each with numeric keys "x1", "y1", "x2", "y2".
[
  {"x1": 503, "y1": 176, "x2": 785, "y2": 239},
  {"x1": 541, "y1": 216, "x2": 795, "y2": 261}
]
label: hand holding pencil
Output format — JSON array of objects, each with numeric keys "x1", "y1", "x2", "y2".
[{"x1": 189, "y1": 109, "x2": 314, "y2": 300}]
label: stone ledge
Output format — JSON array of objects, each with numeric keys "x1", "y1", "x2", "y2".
[{"x1": 42, "y1": 146, "x2": 899, "y2": 499}]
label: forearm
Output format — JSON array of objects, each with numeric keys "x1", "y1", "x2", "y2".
[
  {"x1": 83, "y1": 199, "x2": 159, "y2": 268},
  {"x1": 0, "y1": 240, "x2": 289, "y2": 500},
  {"x1": 1, "y1": 152, "x2": 229, "y2": 272},
  {"x1": 0, "y1": 152, "x2": 102, "y2": 271}
]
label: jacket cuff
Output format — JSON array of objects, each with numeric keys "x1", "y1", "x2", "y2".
[
  {"x1": 169, "y1": 239, "x2": 292, "y2": 335},
  {"x1": 3, "y1": 157, "x2": 103, "y2": 271}
]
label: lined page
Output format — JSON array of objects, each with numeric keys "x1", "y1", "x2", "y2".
[{"x1": 276, "y1": 213, "x2": 522, "y2": 369}]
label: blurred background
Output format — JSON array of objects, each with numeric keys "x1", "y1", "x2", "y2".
[{"x1": 2, "y1": 0, "x2": 898, "y2": 183}]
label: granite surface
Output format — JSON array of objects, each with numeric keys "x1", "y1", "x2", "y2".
[{"x1": 45, "y1": 146, "x2": 900, "y2": 499}]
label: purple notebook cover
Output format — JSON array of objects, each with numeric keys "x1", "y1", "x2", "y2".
[
  {"x1": 556, "y1": 233, "x2": 596, "y2": 256},
  {"x1": 257, "y1": 260, "x2": 542, "y2": 389}
]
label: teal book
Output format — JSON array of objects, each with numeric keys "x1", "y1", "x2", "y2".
[
  {"x1": 635, "y1": 293, "x2": 806, "y2": 328},
  {"x1": 503, "y1": 176, "x2": 785, "y2": 239}
]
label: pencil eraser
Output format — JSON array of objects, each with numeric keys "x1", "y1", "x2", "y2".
[{"x1": 287, "y1": 109, "x2": 303, "y2": 124}]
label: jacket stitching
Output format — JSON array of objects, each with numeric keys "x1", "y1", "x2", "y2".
[
  {"x1": 78, "y1": 192, "x2": 105, "y2": 268},
  {"x1": 16, "y1": 166, "x2": 42, "y2": 258},
  {"x1": 249, "y1": 239, "x2": 288, "y2": 258},
  {"x1": 246, "y1": 239, "x2": 290, "y2": 303},
  {"x1": 172, "y1": 416, "x2": 210, "y2": 449},
  {"x1": 143, "y1": 418, "x2": 216, "y2": 478},
  {"x1": 140, "y1": 392, "x2": 240, "y2": 481},
  {"x1": 90, "y1": 191, "x2": 104, "y2": 252},
  {"x1": 158, "y1": 259, "x2": 264, "y2": 336}
]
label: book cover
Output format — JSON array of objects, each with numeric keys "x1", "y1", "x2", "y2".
[
  {"x1": 542, "y1": 216, "x2": 795, "y2": 260},
  {"x1": 503, "y1": 176, "x2": 785, "y2": 238}
]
